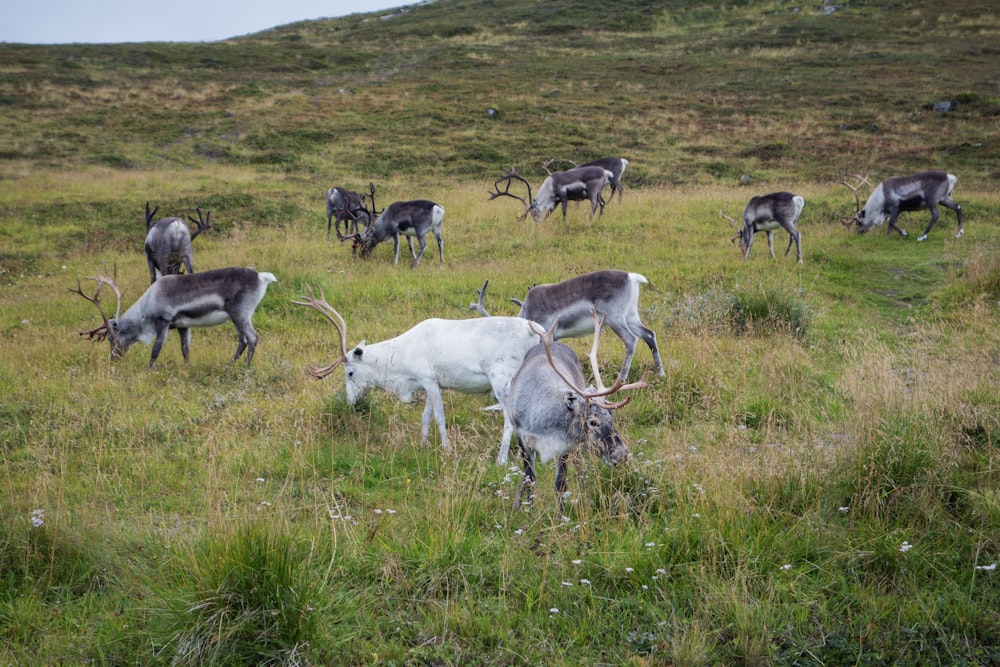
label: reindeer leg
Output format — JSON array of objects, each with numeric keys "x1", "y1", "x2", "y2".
[
  {"x1": 231, "y1": 315, "x2": 258, "y2": 365},
  {"x1": 607, "y1": 320, "x2": 639, "y2": 383},
  {"x1": 624, "y1": 316, "x2": 665, "y2": 377},
  {"x1": 178, "y1": 328, "x2": 191, "y2": 364},
  {"x1": 918, "y1": 205, "x2": 940, "y2": 242},
  {"x1": 784, "y1": 226, "x2": 802, "y2": 263},
  {"x1": 766, "y1": 230, "x2": 776, "y2": 259},
  {"x1": 149, "y1": 322, "x2": 170, "y2": 368},
  {"x1": 886, "y1": 205, "x2": 908, "y2": 237},
  {"x1": 406, "y1": 235, "x2": 417, "y2": 261},
  {"x1": 939, "y1": 197, "x2": 963, "y2": 238},
  {"x1": 436, "y1": 233, "x2": 444, "y2": 265},
  {"x1": 555, "y1": 452, "x2": 570, "y2": 513},
  {"x1": 411, "y1": 236, "x2": 427, "y2": 269},
  {"x1": 515, "y1": 439, "x2": 536, "y2": 510},
  {"x1": 392, "y1": 233, "x2": 401, "y2": 265},
  {"x1": 422, "y1": 383, "x2": 448, "y2": 448},
  {"x1": 742, "y1": 229, "x2": 754, "y2": 260}
]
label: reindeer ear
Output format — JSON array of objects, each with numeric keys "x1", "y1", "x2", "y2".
[{"x1": 352, "y1": 342, "x2": 365, "y2": 359}]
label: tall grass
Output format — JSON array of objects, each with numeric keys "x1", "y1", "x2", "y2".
[{"x1": 2, "y1": 0, "x2": 999, "y2": 662}]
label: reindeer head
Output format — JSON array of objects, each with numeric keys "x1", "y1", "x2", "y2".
[
  {"x1": 531, "y1": 311, "x2": 648, "y2": 467},
  {"x1": 837, "y1": 173, "x2": 874, "y2": 232},
  {"x1": 293, "y1": 284, "x2": 377, "y2": 405},
  {"x1": 69, "y1": 265, "x2": 128, "y2": 359},
  {"x1": 488, "y1": 167, "x2": 536, "y2": 221}
]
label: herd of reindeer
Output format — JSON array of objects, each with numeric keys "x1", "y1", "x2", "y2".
[{"x1": 70, "y1": 158, "x2": 965, "y2": 507}]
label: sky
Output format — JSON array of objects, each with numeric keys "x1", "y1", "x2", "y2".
[{"x1": 1, "y1": 0, "x2": 407, "y2": 45}]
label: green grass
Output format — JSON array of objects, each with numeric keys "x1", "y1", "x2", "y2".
[{"x1": 2, "y1": 0, "x2": 1000, "y2": 664}]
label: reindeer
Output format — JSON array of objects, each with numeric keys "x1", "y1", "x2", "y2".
[
  {"x1": 488, "y1": 166, "x2": 613, "y2": 222},
  {"x1": 346, "y1": 199, "x2": 445, "y2": 268},
  {"x1": 143, "y1": 202, "x2": 212, "y2": 284},
  {"x1": 71, "y1": 265, "x2": 276, "y2": 368},
  {"x1": 721, "y1": 192, "x2": 804, "y2": 264},
  {"x1": 470, "y1": 269, "x2": 665, "y2": 388},
  {"x1": 506, "y1": 313, "x2": 647, "y2": 510},
  {"x1": 839, "y1": 171, "x2": 963, "y2": 241},
  {"x1": 579, "y1": 157, "x2": 629, "y2": 202},
  {"x1": 326, "y1": 183, "x2": 375, "y2": 238},
  {"x1": 293, "y1": 284, "x2": 540, "y2": 457}
]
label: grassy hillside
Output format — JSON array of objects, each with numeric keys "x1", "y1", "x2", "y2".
[{"x1": 1, "y1": 0, "x2": 999, "y2": 665}]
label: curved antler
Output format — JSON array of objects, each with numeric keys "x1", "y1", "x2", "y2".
[
  {"x1": 529, "y1": 312, "x2": 648, "y2": 410},
  {"x1": 187, "y1": 207, "x2": 212, "y2": 241},
  {"x1": 69, "y1": 263, "x2": 122, "y2": 342},
  {"x1": 291, "y1": 283, "x2": 349, "y2": 379},
  {"x1": 144, "y1": 201, "x2": 159, "y2": 231},
  {"x1": 836, "y1": 173, "x2": 872, "y2": 226},
  {"x1": 488, "y1": 167, "x2": 534, "y2": 221},
  {"x1": 469, "y1": 279, "x2": 491, "y2": 317},
  {"x1": 720, "y1": 209, "x2": 742, "y2": 244}
]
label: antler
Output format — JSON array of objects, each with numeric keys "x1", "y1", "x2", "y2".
[
  {"x1": 488, "y1": 167, "x2": 533, "y2": 221},
  {"x1": 720, "y1": 209, "x2": 742, "y2": 244},
  {"x1": 68, "y1": 263, "x2": 122, "y2": 341},
  {"x1": 144, "y1": 201, "x2": 159, "y2": 231},
  {"x1": 542, "y1": 158, "x2": 576, "y2": 175},
  {"x1": 836, "y1": 173, "x2": 872, "y2": 226},
  {"x1": 469, "y1": 279, "x2": 492, "y2": 317},
  {"x1": 363, "y1": 182, "x2": 380, "y2": 218},
  {"x1": 529, "y1": 314, "x2": 648, "y2": 410},
  {"x1": 291, "y1": 283, "x2": 349, "y2": 379},
  {"x1": 582, "y1": 309, "x2": 649, "y2": 407},
  {"x1": 187, "y1": 207, "x2": 212, "y2": 241}
]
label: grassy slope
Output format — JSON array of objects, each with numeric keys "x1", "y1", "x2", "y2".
[{"x1": 1, "y1": 0, "x2": 999, "y2": 665}]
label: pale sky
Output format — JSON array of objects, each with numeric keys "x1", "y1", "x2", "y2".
[{"x1": 1, "y1": 0, "x2": 407, "y2": 44}]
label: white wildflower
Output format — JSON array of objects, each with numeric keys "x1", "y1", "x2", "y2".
[
  {"x1": 625, "y1": 567, "x2": 635, "y2": 573},
  {"x1": 899, "y1": 541, "x2": 913, "y2": 553},
  {"x1": 580, "y1": 579, "x2": 591, "y2": 585},
  {"x1": 30, "y1": 509, "x2": 44, "y2": 528},
  {"x1": 838, "y1": 506, "x2": 849, "y2": 512},
  {"x1": 255, "y1": 477, "x2": 265, "y2": 483},
  {"x1": 780, "y1": 564, "x2": 792, "y2": 571},
  {"x1": 975, "y1": 563, "x2": 997, "y2": 571},
  {"x1": 572, "y1": 559, "x2": 582, "y2": 565},
  {"x1": 561, "y1": 581, "x2": 573, "y2": 587},
  {"x1": 549, "y1": 608, "x2": 559, "y2": 614}
]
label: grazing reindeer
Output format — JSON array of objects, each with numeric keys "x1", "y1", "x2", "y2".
[
  {"x1": 507, "y1": 314, "x2": 647, "y2": 510},
  {"x1": 143, "y1": 202, "x2": 212, "y2": 284},
  {"x1": 293, "y1": 284, "x2": 540, "y2": 458},
  {"x1": 721, "y1": 192, "x2": 804, "y2": 264},
  {"x1": 579, "y1": 157, "x2": 629, "y2": 202},
  {"x1": 470, "y1": 269, "x2": 665, "y2": 386},
  {"x1": 326, "y1": 183, "x2": 375, "y2": 238},
  {"x1": 348, "y1": 199, "x2": 445, "y2": 268},
  {"x1": 839, "y1": 171, "x2": 963, "y2": 241},
  {"x1": 489, "y1": 166, "x2": 613, "y2": 221},
  {"x1": 71, "y1": 265, "x2": 276, "y2": 368}
]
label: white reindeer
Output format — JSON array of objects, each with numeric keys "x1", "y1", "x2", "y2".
[
  {"x1": 71, "y1": 265, "x2": 276, "y2": 367},
  {"x1": 293, "y1": 285, "x2": 540, "y2": 456},
  {"x1": 839, "y1": 171, "x2": 963, "y2": 241}
]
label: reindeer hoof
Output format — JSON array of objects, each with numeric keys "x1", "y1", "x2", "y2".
[
  {"x1": 917, "y1": 234, "x2": 928, "y2": 242},
  {"x1": 900, "y1": 230, "x2": 909, "y2": 237},
  {"x1": 956, "y1": 230, "x2": 964, "y2": 239}
]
